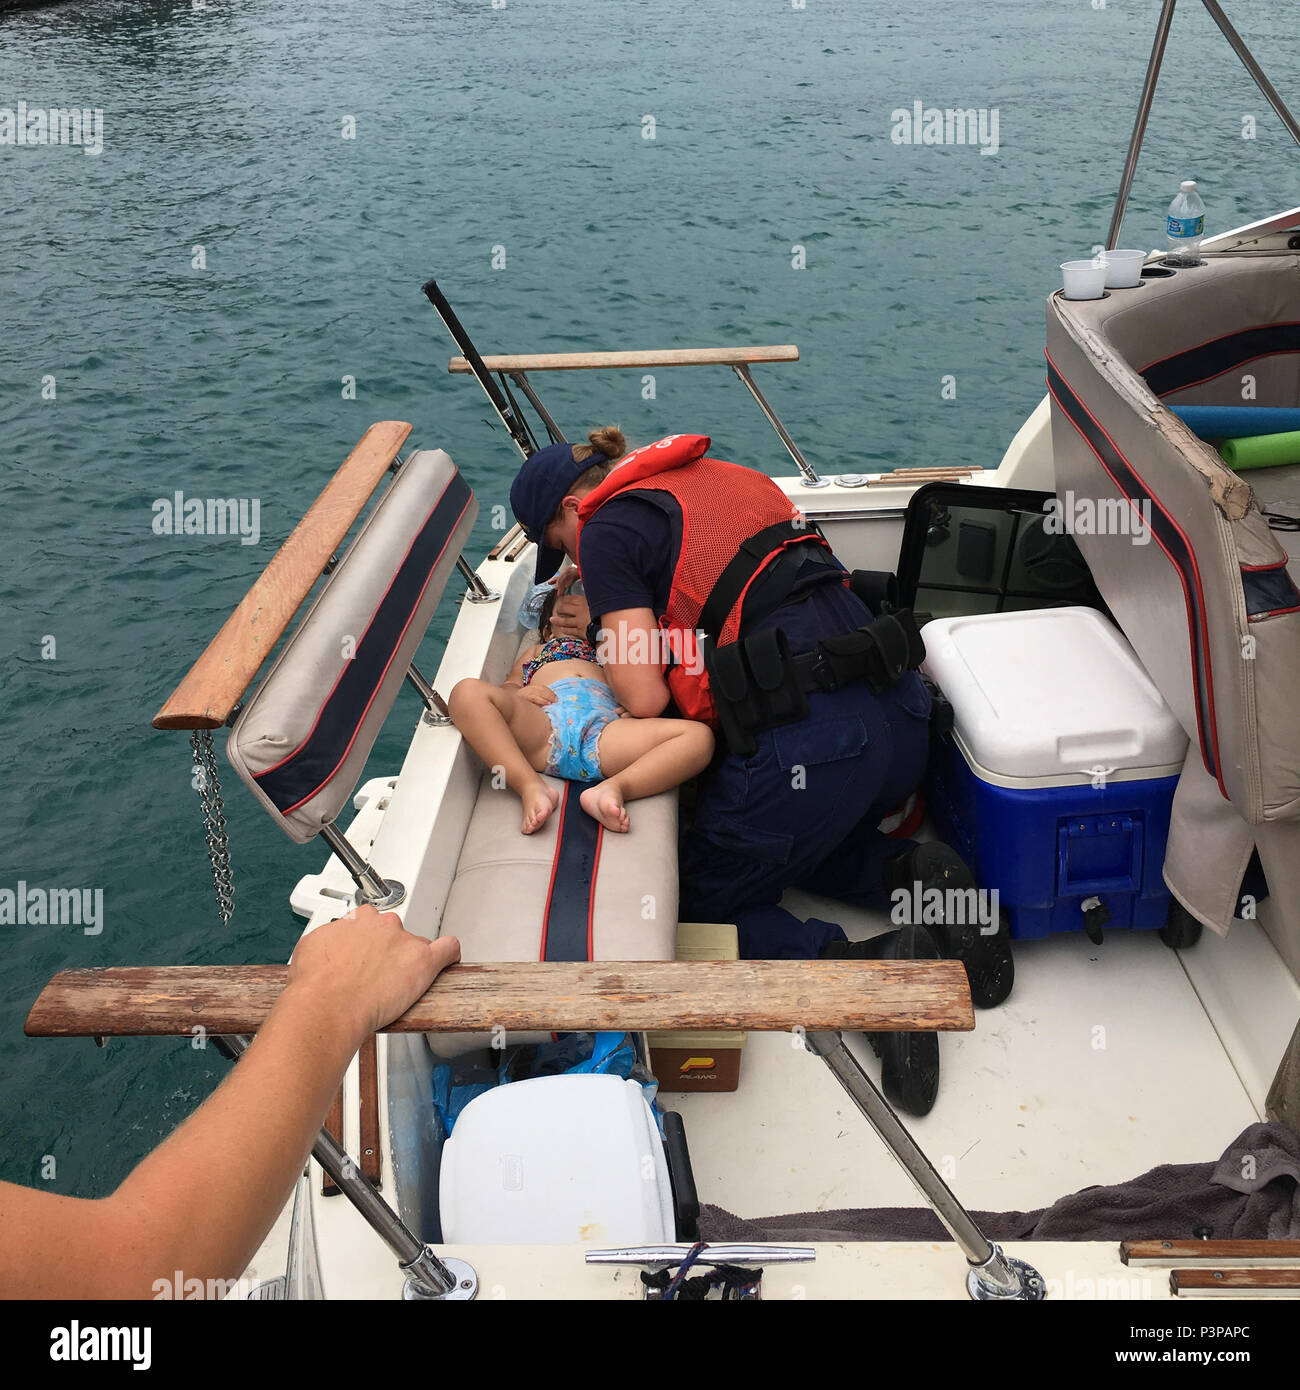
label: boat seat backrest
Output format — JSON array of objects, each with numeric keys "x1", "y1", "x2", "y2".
[
  {"x1": 1045, "y1": 254, "x2": 1300, "y2": 827},
  {"x1": 227, "y1": 449, "x2": 477, "y2": 842}
]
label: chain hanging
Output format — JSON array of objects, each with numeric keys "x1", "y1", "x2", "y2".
[{"x1": 190, "y1": 728, "x2": 234, "y2": 924}]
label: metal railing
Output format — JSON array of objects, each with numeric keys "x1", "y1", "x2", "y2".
[{"x1": 1107, "y1": 0, "x2": 1300, "y2": 250}]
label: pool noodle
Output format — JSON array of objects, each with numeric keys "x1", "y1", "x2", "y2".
[
  {"x1": 1171, "y1": 405, "x2": 1300, "y2": 438},
  {"x1": 1217, "y1": 430, "x2": 1300, "y2": 470}
]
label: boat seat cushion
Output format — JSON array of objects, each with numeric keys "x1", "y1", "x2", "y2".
[{"x1": 440, "y1": 771, "x2": 678, "y2": 963}]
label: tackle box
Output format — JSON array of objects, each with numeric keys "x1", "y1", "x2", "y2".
[
  {"x1": 920, "y1": 607, "x2": 1189, "y2": 941},
  {"x1": 649, "y1": 922, "x2": 746, "y2": 1092}
]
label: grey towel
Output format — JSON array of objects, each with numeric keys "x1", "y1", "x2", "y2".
[{"x1": 699, "y1": 1122, "x2": 1300, "y2": 1244}]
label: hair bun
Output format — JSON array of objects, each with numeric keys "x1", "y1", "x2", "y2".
[{"x1": 587, "y1": 425, "x2": 626, "y2": 460}]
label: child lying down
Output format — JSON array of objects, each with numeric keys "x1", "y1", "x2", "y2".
[{"x1": 449, "y1": 588, "x2": 714, "y2": 835}]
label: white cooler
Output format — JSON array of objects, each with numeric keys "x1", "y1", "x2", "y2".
[{"x1": 920, "y1": 606, "x2": 1188, "y2": 940}]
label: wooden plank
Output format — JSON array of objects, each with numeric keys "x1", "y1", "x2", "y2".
[
  {"x1": 358, "y1": 1033, "x2": 380, "y2": 1188},
  {"x1": 24, "y1": 960, "x2": 973, "y2": 1038},
  {"x1": 152, "y1": 421, "x2": 413, "y2": 730},
  {"x1": 1171, "y1": 1268, "x2": 1300, "y2": 1295},
  {"x1": 1123, "y1": 1239, "x2": 1300, "y2": 1268},
  {"x1": 488, "y1": 521, "x2": 525, "y2": 560},
  {"x1": 860, "y1": 468, "x2": 981, "y2": 487},
  {"x1": 891, "y1": 465, "x2": 985, "y2": 475},
  {"x1": 449, "y1": 346, "x2": 799, "y2": 374},
  {"x1": 502, "y1": 530, "x2": 531, "y2": 562},
  {"x1": 321, "y1": 1086, "x2": 344, "y2": 1197}
]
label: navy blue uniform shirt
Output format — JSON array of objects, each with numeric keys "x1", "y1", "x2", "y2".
[{"x1": 577, "y1": 492, "x2": 873, "y2": 657}]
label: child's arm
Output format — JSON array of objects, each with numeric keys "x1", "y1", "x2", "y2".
[{"x1": 501, "y1": 645, "x2": 540, "y2": 692}]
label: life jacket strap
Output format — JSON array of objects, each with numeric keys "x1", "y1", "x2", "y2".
[{"x1": 696, "y1": 519, "x2": 828, "y2": 641}]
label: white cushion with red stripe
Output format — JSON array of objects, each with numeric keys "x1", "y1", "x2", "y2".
[{"x1": 427, "y1": 762, "x2": 678, "y2": 1058}]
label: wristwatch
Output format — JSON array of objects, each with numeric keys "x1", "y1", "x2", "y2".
[{"x1": 585, "y1": 617, "x2": 603, "y2": 648}]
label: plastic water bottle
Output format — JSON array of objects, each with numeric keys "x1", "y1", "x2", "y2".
[{"x1": 1165, "y1": 180, "x2": 1206, "y2": 265}]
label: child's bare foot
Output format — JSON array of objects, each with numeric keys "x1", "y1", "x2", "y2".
[
  {"x1": 521, "y1": 781, "x2": 560, "y2": 834},
  {"x1": 580, "y1": 780, "x2": 630, "y2": 833}
]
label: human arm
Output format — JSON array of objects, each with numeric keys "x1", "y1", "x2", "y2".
[
  {"x1": 596, "y1": 607, "x2": 672, "y2": 717},
  {"x1": 0, "y1": 906, "x2": 459, "y2": 1299},
  {"x1": 501, "y1": 645, "x2": 540, "y2": 691}
]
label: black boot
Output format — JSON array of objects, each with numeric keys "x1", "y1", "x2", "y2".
[
  {"x1": 821, "y1": 925, "x2": 941, "y2": 1117},
  {"x1": 884, "y1": 842, "x2": 1014, "y2": 1009}
]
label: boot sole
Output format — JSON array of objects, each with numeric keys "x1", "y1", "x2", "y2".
[
  {"x1": 895, "y1": 844, "x2": 1015, "y2": 1009},
  {"x1": 865, "y1": 921, "x2": 941, "y2": 1117}
]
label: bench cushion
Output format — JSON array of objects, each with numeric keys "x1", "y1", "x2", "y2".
[
  {"x1": 442, "y1": 775, "x2": 679, "y2": 963},
  {"x1": 428, "y1": 761, "x2": 678, "y2": 1057}
]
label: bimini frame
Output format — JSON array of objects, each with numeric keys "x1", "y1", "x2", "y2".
[
  {"x1": 424, "y1": 281, "x2": 982, "y2": 493},
  {"x1": 1107, "y1": 0, "x2": 1300, "y2": 251}
]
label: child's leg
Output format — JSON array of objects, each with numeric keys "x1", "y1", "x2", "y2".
[
  {"x1": 579, "y1": 718, "x2": 714, "y2": 832},
  {"x1": 447, "y1": 678, "x2": 560, "y2": 834}
]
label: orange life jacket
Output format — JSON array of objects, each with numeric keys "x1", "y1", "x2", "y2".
[{"x1": 575, "y1": 434, "x2": 835, "y2": 725}]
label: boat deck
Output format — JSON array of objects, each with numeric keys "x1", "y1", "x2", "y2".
[{"x1": 670, "y1": 891, "x2": 1297, "y2": 1221}]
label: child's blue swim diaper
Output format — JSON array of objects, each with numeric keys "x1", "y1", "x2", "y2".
[{"x1": 543, "y1": 678, "x2": 619, "y2": 782}]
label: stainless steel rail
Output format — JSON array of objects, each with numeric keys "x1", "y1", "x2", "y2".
[
  {"x1": 1106, "y1": 0, "x2": 1178, "y2": 251},
  {"x1": 215, "y1": 1035, "x2": 477, "y2": 1301},
  {"x1": 1107, "y1": 0, "x2": 1300, "y2": 250}
]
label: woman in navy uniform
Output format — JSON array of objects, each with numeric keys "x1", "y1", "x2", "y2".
[{"x1": 511, "y1": 427, "x2": 1011, "y2": 1114}]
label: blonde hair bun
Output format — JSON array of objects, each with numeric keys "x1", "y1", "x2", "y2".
[{"x1": 586, "y1": 425, "x2": 627, "y2": 460}]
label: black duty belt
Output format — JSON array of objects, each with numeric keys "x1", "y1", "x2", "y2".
[{"x1": 703, "y1": 609, "x2": 926, "y2": 758}]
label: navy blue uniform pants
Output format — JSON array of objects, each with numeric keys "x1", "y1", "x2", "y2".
[{"x1": 679, "y1": 671, "x2": 932, "y2": 959}]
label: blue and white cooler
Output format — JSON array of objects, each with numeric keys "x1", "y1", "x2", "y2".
[{"x1": 921, "y1": 606, "x2": 1190, "y2": 941}]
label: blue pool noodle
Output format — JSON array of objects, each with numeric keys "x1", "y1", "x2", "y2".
[{"x1": 1171, "y1": 405, "x2": 1300, "y2": 439}]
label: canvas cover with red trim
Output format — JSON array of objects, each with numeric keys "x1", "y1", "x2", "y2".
[
  {"x1": 1045, "y1": 252, "x2": 1300, "y2": 976},
  {"x1": 227, "y1": 449, "x2": 477, "y2": 843}
]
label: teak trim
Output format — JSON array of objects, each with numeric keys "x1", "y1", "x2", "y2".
[
  {"x1": 358, "y1": 1033, "x2": 381, "y2": 1187},
  {"x1": 1170, "y1": 1268, "x2": 1300, "y2": 1294},
  {"x1": 152, "y1": 421, "x2": 413, "y2": 731},
  {"x1": 448, "y1": 346, "x2": 800, "y2": 374},
  {"x1": 322, "y1": 1086, "x2": 344, "y2": 1197},
  {"x1": 1122, "y1": 1239, "x2": 1300, "y2": 1267},
  {"x1": 25, "y1": 960, "x2": 973, "y2": 1038}
]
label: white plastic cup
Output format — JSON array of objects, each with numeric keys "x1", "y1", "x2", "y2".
[
  {"x1": 1060, "y1": 258, "x2": 1108, "y2": 299},
  {"x1": 1101, "y1": 249, "x2": 1145, "y2": 288}
]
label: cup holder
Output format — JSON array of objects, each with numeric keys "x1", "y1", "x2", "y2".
[{"x1": 1141, "y1": 265, "x2": 1176, "y2": 278}]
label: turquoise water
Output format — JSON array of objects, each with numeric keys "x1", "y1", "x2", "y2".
[{"x1": 1, "y1": 0, "x2": 1296, "y2": 1196}]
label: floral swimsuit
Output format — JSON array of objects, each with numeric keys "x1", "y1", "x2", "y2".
[
  {"x1": 520, "y1": 637, "x2": 617, "y2": 781},
  {"x1": 520, "y1": 636, "x2": 598, "y2": 685}
]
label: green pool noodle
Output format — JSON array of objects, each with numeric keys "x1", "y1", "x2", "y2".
[{"x1": 1217, "y1": 430, "x2": 1300, "y2": 470}]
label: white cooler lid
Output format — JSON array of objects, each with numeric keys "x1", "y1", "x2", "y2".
[{"x1": 920, "y1": 607, "x2": 1188, "y2": 782}]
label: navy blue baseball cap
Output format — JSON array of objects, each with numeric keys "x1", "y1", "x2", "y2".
[{"x1": 510, "y1": 441, "x2": 592, "y2": 583}]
